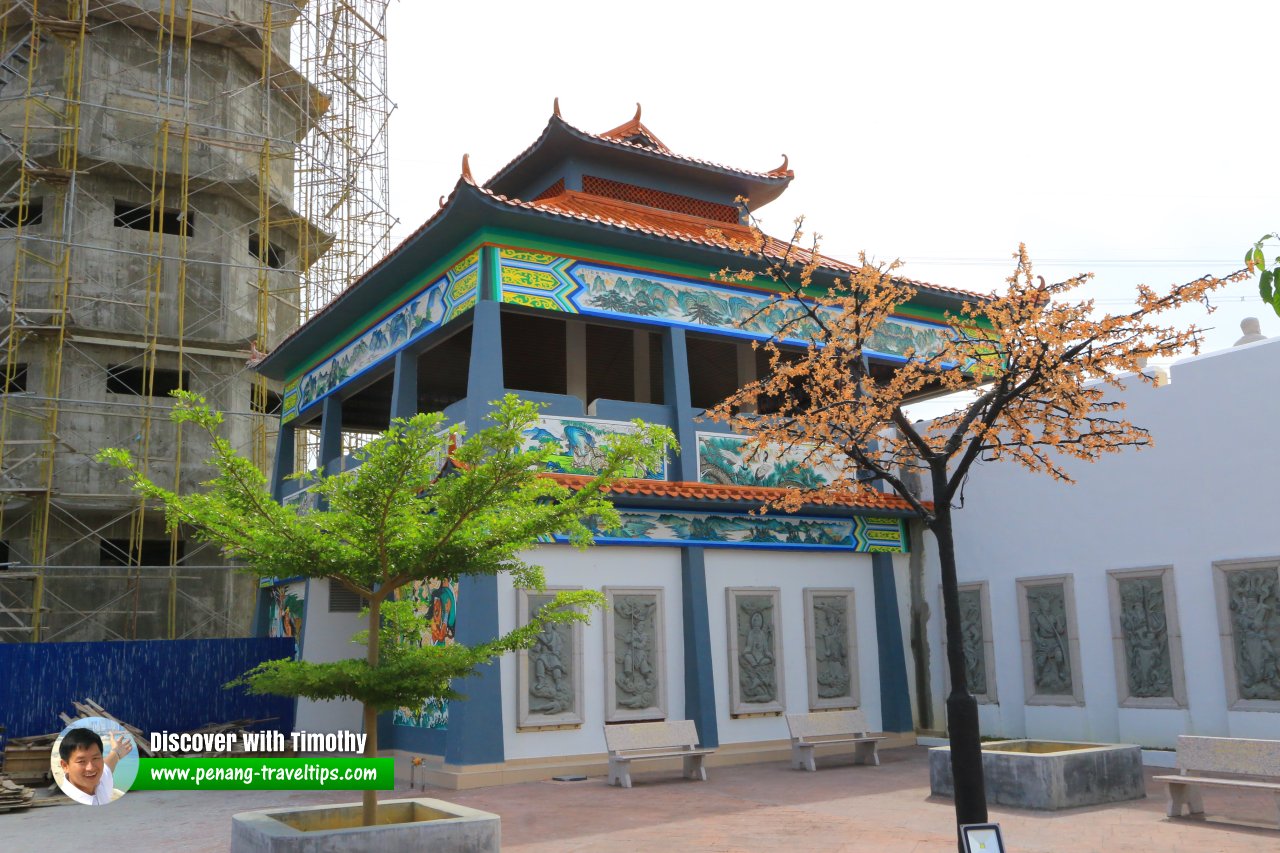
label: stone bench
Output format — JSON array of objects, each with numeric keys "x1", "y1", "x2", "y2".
[
  {"x1": 603, "y1": 719, "x2": 715, "y2": 789},
  {"x1": 1153, "y1": 735, "x2": 1280, "y2": 825},
  {"x1": 785, "y1": 709, "x2": 884, "y2": 772}
]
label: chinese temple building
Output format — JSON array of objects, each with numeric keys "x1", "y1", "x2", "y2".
[{"x1": 254, "y1": 104, "x2": 982, "y2": 786}]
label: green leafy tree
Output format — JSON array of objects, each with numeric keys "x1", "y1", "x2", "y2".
[
  {"x1": 99, "y1": 392, "x2": 674, "y2": 826},
  {"x1": 1246, "y1": 233, "x2": 1280, "y2": 317}
]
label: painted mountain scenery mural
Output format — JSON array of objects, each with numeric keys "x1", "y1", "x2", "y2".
[
  {"x1": 498, "y1": 248, "x2": 952, "y2": 359},
  {"x1": 546, "y1": 509, "x2": 906, "y2": 552},
  {"x1": 521, "y1": 415, "x2": 666, "y2": 479},
  {"x1": 697, "y1": 432, "x2": 850, "y2": 489},
  {"x1": 284, "y1": 251, "x2": 479, "y2": 420}
]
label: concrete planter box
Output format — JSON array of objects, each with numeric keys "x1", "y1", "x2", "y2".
[
  {"x1": 929, "y1": 740, "x2": 1145, "y2": 810},
  {"x1": 231, "y1": 798, "x2": 500, "y2": 853}
]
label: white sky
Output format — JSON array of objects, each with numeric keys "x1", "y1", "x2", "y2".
[{"x1": 383, "y1": 0, "x2": 1277, "y2": 397}]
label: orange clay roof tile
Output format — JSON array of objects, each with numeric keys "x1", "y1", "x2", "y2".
[{"x1": 545, "y1": 473, "x2": 927, "y2": 513}]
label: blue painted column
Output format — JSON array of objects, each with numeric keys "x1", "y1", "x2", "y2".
[
  {"x1": 444, "y1": 298, "x2": 506, "y2": 766},
  {"x1": 681, "y1": 547, "x2": 719, "y2": 747},
  {"x1": 389, "y1": 350, "x2": 418, "y2": 423},
  {"x1": 269, "y1": 420, "x2": 295, "y2": 502},
  {"x1": 318, "y1": 396, "x2": 342, "y2": 473},
  {"x1": 663, "y1": 327, "x2": 719, "y2": 742},
  {"x1": 872, "y1": 550, "x2": 914, "y2": 732},
  {"x1": 661, "y1": 326, "x2": 699, "y2": 481}
]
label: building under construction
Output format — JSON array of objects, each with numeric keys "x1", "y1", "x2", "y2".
[{"x1": 0, "y1": 0, "x2": 392, "y2": 642}]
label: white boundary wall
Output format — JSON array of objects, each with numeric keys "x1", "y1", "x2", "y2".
[{"x1": 923, "y1": 338, "x2": 1280, "y2": 746}]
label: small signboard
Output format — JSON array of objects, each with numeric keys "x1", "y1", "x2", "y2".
[{"x1": 960, "y1": 823, "x2": 1005, "y2": 853}]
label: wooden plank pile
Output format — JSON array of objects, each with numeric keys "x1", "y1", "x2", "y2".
[
  {"x1": 0, "y1": 697, "x2": 284, "y2": 797},
  {"x1": 0, "y1": 776, "x2": 34, "y2": 812},
  {"x1": 2, "y1": 732, "x2": 54, "y2": 786}
]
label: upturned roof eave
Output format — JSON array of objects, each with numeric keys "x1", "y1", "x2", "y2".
[
  {"x1": 483, "y1": 114, "x2": 793, "y2": 210},
  {"x1": 258, "y1": 181, "x2": 988, "y2": 381}
]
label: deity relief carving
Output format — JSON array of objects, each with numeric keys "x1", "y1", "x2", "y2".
[
  {"x1": 1026, "y1": 584, "x2": 1073, "y2": 695},
  {"x1": 518, "y1": 588, "x2": 583, "y2": 727},
  {"x1": 1227, "y1": 568, "x2": 1280, "y2": 701},
  {"x1": 528, "y1": 596, "x2": 574, "y2": 715},
  {"x1": 738, "y1": 596, "x2": 777, "y2": 703},
  {"x1": 1117, "y1": 577, "x2": 1173, "y2": 698},
  {"x1": 727, "y1": 588, "x2": 784, "y2": 714},
  {"x1": 812, "y1": 596, "x2": 851, "y2": 698},
  {"x1": 613, "y1": 595, "x2": 658, "y2": 710},
  {"x1": 958, "y1": 589, "x2": 987, "y2": 696}
]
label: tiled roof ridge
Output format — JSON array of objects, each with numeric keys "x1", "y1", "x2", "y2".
[
  {"x1": 265, "y1": 170, "x2": 990, "y2": 362},
  {"x1": 483, "y1": 107, "x2": 794, "y2": 191},
  {"x1": 533, "y1": 188, "x2": 755, "y2": 240},
  {"x1": 478, "y1": 183, "x2": 990, "y2": 301},
  {"x1": 545, "y1": 473, "x2": 928, "y2": 513},
  {"x1": 597, "y1": 103, "x2": 671, "y2": 154}
]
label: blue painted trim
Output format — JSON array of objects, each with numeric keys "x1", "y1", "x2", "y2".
[
  {"x1": 681, "y1": 547, "x2": 719, "y2": 748},
  {"x1": 551, "y1": 536, "x2": 896, "y2": 553},
  {"x1": 871, "y1": 551, "x2": 914, "y2": 732}
]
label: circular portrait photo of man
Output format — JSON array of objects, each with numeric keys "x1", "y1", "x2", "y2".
[{"x1": 50, "y1": 717, "x2": 138, "y2": 805}]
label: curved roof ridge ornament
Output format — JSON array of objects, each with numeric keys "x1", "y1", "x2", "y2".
[
  {"x1": 599, "y1": 102, "x2": 669, "y2": 152},
  {"x1": 768, "y1": 154, "x2": 793, "y2": 178},
  {"x1": 461, "y1": 153, "x2": 475, "y2": 185},
  {"x1": 553, "y1": 96, "x2": 561, "y2": 119}
]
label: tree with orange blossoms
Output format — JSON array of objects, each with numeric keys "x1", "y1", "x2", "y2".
[{"x1": 709, "y1": 222, "x2": 1250, "y2": 841}]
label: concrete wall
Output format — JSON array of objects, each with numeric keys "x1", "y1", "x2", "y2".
[
  {"x1": 0, "y1": 1, "x2": 311, "y2": 641},
  {"x1": 923, "y1": 338, "x2": 1280, "y2": 746}
]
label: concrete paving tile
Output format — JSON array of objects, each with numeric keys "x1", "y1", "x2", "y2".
[{"x1": 3, "y1": 746, "x2": 1278, "y2": 852}]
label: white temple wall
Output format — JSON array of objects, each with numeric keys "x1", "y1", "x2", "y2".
[
  {"x1": 703, "y1": 549, "x2": 883, "y2": 744},
  {"x1": 498, "y1": 544, "x2": 685, "y2": 761},
  {"x1": 923, "y1": 338, "x2": 1280, "y2": 747}
]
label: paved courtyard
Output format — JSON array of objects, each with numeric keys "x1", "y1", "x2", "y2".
[{"x1": 5, "y1": 746, "x2": 1277, "y2": 852}]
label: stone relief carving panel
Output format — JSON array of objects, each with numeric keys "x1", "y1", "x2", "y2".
[
  {"x1": 941, "y1": 582, "x2": 998, "y2": 704},
  {"x1": 958, "y1": 588, "x2": 988, "y2": 695},
  {"x1": 603, "y1": 587, "x2": 666, "y2": 722},
  {"x1": 1107, "y1": 567, "x2": 1186, "y2": 710},
  {"x1": 1118, "y1": 578, "x2": 1173, "y2": 698},
  {"x1": 1017, "y1": 576, "x2": 1084, "y2": 706},
  {"x1": 517, "y1": 587, "x2": 584, "y2": 728},
  {"x1": 1215, "y1": 563, "x2": 1280, "y2": 707},
  {"x1": 727, "y1": 587, "x2": 785, "y2": 715},
  {"x1": 803, "y1": 588, "x2": 859, "y2": 710},
  {"x1": 1027, "y1": 584, "x2": 1072, "y2": 694}
]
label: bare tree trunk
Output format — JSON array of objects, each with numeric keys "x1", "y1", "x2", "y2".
[
  {"x1": 363, "y1": 601, "x2": 380, "y2": 827},
  {"x1": 930, "y1": 473, "x2": 988, "y2": 847}
]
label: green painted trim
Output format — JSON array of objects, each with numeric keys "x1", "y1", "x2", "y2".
[
  {"x1": 478, "y1": 226, "x2": 723, "y2": 282},
  {"x1": 285, "y1": 225, "x2": 988, "y2": 382},
  {"x1": 481, "y1": 245, "x2": 501, "y2": 301},
  {"x1": 478, "y1": 227, "x2": 982, "y2": 327}
]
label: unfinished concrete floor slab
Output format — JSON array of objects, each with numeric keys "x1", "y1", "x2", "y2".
[{"x1": 4, "y1": 746, "x2": 1278, "y2": 852}]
